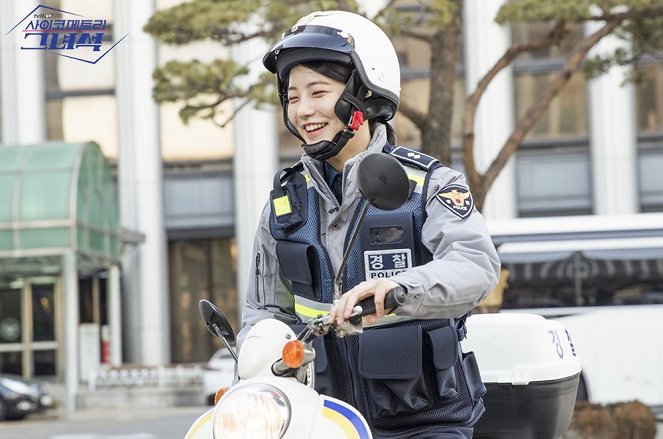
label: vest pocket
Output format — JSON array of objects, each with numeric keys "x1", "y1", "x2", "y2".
[
  {"x1": 461, "y1": 351, "x2": 486, "y2": 403},
  {"x1": 428, "y1": 325, "x2": 459, "y2": 399},
  {"x1": 276, "y1": 241, "x2": 321, "y2": 300},
  {"x1": 358, "y1": 325, "x2": 434, "y2": 417}
]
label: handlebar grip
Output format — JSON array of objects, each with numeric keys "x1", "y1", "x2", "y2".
[{"x1": 350, "y1": 285, "x2": 407, "y2": 323}]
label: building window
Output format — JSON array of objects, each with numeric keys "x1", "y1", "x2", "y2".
[
  {"x1": 516, "y1": 145, "x2": 592, "y2": 217},
  {"x1": 169, "y1": 238, "x2": 237, "y2": 363},
  {"x1": 43, "y1": 2, "x2": 118, "y2": 160},
  {"x1": 511, "y1": 21, "x2": 590, "y2": 217},
  {"x1": 514, "y1": 72, "x2": 588, "y2": 141},
  {"x1": 46, "y1": 96, "x2": 119, "y2": 159},
  {"x1": 511, "y1": 22, "x2": 584, "y2": 62},
  {"x1": 636, "y1": 63, "x2": 663, "y2": 134},
  {"x1": 638, "y1": 142, "x2": 663, "y2": 212},
  {"x1": 0, "y1": 281, "x2": 58, "y2": 377},
  {"x1": 636, "y1": 62, "x2": 663, "y2": 212}
]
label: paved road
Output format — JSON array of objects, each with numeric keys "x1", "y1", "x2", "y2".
[
  {"x1": 2, "y1": 405, "x2": 661, "y2": 439},
  {"x1": 0, "y1": 405, "x2": 210, "y2": 439}
]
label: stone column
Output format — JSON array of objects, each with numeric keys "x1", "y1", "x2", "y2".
[
  {"x1": 114, "y1": 0, "x2": 170, "y2": 365},
  {"x1": 586, "y1": 20, "x2": 638, "y2": 215},
  {"x1": 463, "y1": 0, "x2": 516, "y2": 219},
  {"x1": 230, "y1": 30, "x2": 278, "y2": 310},
  {"x1": 108, "y1": 264, "x2": 122, "y2": 367},
  {"x1": 0, "y1": 0, "x2": 46, "y2": 144},
  {"x1": 62, "y1": 252, "x2": 79, "y2": 412}
]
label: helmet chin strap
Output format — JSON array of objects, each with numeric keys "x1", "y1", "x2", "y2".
[
  {"x1": 302, "y1": 126, "x2": 354, "y2": 161},
  {"x1": 302, "y1": 109, "x2": 366, "y2": 161}
]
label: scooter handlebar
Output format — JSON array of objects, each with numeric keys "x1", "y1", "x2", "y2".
[
  {"x1": 349, "y1": 285, "x2": 407, "y2": 324},
  {"x1": 298, "y1": 285, "x2": 408, "y2": 343}
]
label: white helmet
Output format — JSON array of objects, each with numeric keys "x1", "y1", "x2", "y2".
[{"x1": 263, "y1": 11, "x2": 401, "y2": 160}]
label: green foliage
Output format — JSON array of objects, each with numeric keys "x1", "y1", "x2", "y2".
[
  {"x1": 584, "y1": 12, "x2": 663, "y2": 83},
  {"x1": 146, "y1": 0, "x2": 663, "y2": 133},
  {"x1": 497, "y1": 0, "x2": 663, "y2": 24},
  {"x1": 248, "y1": 72, "x2": 281, "y2": 108},
  {"x1": 144, "y1": 0, "x2": 261, "y2": 45},
  {"x1": 498, "y1": 0, "x2": 663, "y2": 86},
  {"x1": 144, "y1": 0, "x2": 359, "y2": 46},
  {"x1": 425, "y1": 0, "x2": 459, "y2": 28},
  {"x1": 144, "y1": 0, "x2": 359, "y2": 124},
  {"x1": 153, "y1": 59, "x2": 258, "y2": 125},
  {"x1": 152, "y1": 59, "x2": 245, "y2": 102},
  {"x1": 374, "y1": 0, "x2": 458, "y2": 37},
  {"x1": 496, "y1": 0, "x2": 594, "y2": 24}
]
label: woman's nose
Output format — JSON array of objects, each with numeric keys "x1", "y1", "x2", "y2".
[{"x1": 296, "y1": 96, "x2": 315, "y2": 117}]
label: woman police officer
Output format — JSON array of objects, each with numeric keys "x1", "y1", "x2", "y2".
[{"x1": 237, "y1": 10, "x2": 500, "y2": 438}]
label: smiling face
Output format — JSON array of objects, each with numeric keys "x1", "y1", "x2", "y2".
[
  {"x1": 286, "y1": 65, "x2": 347, "y2": 145},
  {"x1": 286, "y1": 64, "x2": 370, "y2": 170}
]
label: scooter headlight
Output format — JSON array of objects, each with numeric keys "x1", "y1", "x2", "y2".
[{"x1": 212, "y1": 383, "x2": 291, "y2": 439}]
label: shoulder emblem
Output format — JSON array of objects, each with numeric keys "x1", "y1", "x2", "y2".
[
  {"x1": 389, "y1": 146, "x2": 439, "y2": 171},
  {"x1": 436, "y1": 184, "x2": 473, "y2": 219}
]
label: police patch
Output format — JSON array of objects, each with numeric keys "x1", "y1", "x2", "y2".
[
  {"x1": 436, "y1": 184, "x2": 473, "y2": 219},
  {"x1": 364, "y1": 249, "x2": 412, "y2": 281}
]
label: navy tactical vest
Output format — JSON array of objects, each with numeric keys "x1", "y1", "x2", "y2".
[{"x1": 269, "y1": 146, "x2": 486, "y2": 436}]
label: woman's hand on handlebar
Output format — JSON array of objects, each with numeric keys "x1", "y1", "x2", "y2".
[{"x1": 330, "y1": 278, "x2": 400, "y2": 326}]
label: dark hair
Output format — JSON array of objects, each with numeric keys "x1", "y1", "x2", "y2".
[
  {"x1": 297, "y1": 61, "x2": 353, "y2": 83},
  {"x1": 288, "y1": 61, "x2": 398, "y2": 144}
]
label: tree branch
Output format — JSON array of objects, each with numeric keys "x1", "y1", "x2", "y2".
[
  {"x1": 482, "y1": 19, "x2": 622, "y2": 191},
  {"x1": 211, "y1": 29, "x2": 277, "y2": 46},
  {"x1": 462, "y1": 19, "x2": 567, "y2": 192},
  {"x1": 398, "y1": 98, "x2": 427, "y2": 131},
  {"x1": 578, "y1": 7, "x2": 663, "y2": 23},
  {"x1": 213, "y1": 99, "x2": 252, "y2": 128},
  {"x1": 401, "y1": 29, "x2": 433, "y2": 44},
  {"x1": 372, "y1": 0, "x2": 399, "y2": 20}
]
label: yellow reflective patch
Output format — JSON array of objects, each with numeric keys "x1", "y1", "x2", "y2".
[
  {"x1": 295, "y1": 302, "x2": 329, "y2": 320},
  {"x1": 273, "y1": 195, "x2": 292, "y2": 216},
  {"x1": 407, "y1": 173, "x2": 424, "y2": 187}
]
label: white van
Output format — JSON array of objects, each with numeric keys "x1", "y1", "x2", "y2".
[
  {"x1": 554, "y1": 305, "x2": 663, "y2": 412},
  {"x1": 488, "y1": 213, "x2": 663, "y2": 416}
]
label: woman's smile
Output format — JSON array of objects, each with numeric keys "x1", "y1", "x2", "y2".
[{"x1": 287, "y1": 65, "x2": 346, "y2": 144}]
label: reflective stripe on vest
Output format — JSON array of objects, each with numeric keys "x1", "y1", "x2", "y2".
[{"x1": 295, "y1": 295, "x2": 333, "y2": 321}]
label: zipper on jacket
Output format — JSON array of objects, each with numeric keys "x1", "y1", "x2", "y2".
[{"x1": 255, "y1": 253, "x2": 261, "y2": 303}]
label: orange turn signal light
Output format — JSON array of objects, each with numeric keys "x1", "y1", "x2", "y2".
[
  {"x1": 282, "y1": 340, "x2": 305, "y2": 368},
  {"x1": 214, "y1": 386, "x2": 230, "y2": 405}
]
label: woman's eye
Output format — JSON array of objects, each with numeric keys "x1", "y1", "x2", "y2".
[{"x1": 287, "y1": 96, "x2": 299, "y2": 103}]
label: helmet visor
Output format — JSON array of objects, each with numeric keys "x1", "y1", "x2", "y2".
[{"x1": 263, "y1": 25, "x2": 354, "y2": 76}]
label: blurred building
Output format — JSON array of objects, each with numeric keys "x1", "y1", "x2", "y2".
[{"x1": 0, "y1": 0, "x2": 661, "y2": 409}]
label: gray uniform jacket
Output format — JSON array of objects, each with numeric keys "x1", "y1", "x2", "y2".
[{"x1": 237, "y1": 124, "x2": 501, "y2": 349}]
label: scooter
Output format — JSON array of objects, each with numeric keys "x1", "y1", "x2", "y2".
[
  {"x1": 188, "y1": 289, "x2": 408, "y2": 438},
  {"x1": 186, "y1": 153, "x2": 408, "y2": 439},
  {"x1": 185, "y1": 153, "x2": 582, "y2": 439}
]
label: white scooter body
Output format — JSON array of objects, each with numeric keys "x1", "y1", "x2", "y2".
[
  {"x1": 185, "y1": 318, "x2": 372, "y2": 439},
  {"x1": 186, "y1": 377, "x2": 371, "y2": 439}
]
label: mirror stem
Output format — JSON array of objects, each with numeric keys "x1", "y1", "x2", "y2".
[
  {"x1": 213, "y1": 322, "x2": 239, "y2": 363},
  {"x1": 334, "y1": 200, "x2": 370, "y2": 301}
]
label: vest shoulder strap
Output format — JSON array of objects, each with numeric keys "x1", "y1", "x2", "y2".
[
  {"x1": 386, "y1": 145, "x2": 441, "y2": 172},
  {"x1": 272, "y1": 161, "x2": 305, "y2": 195}
]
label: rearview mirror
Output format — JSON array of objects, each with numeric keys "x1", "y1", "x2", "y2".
[
  {"x1": 199, "y1": 299, "x2": 236, "y2": 344},
  {"x1": 357, "y1": 154, "x2": 409, "y2": 211}
]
